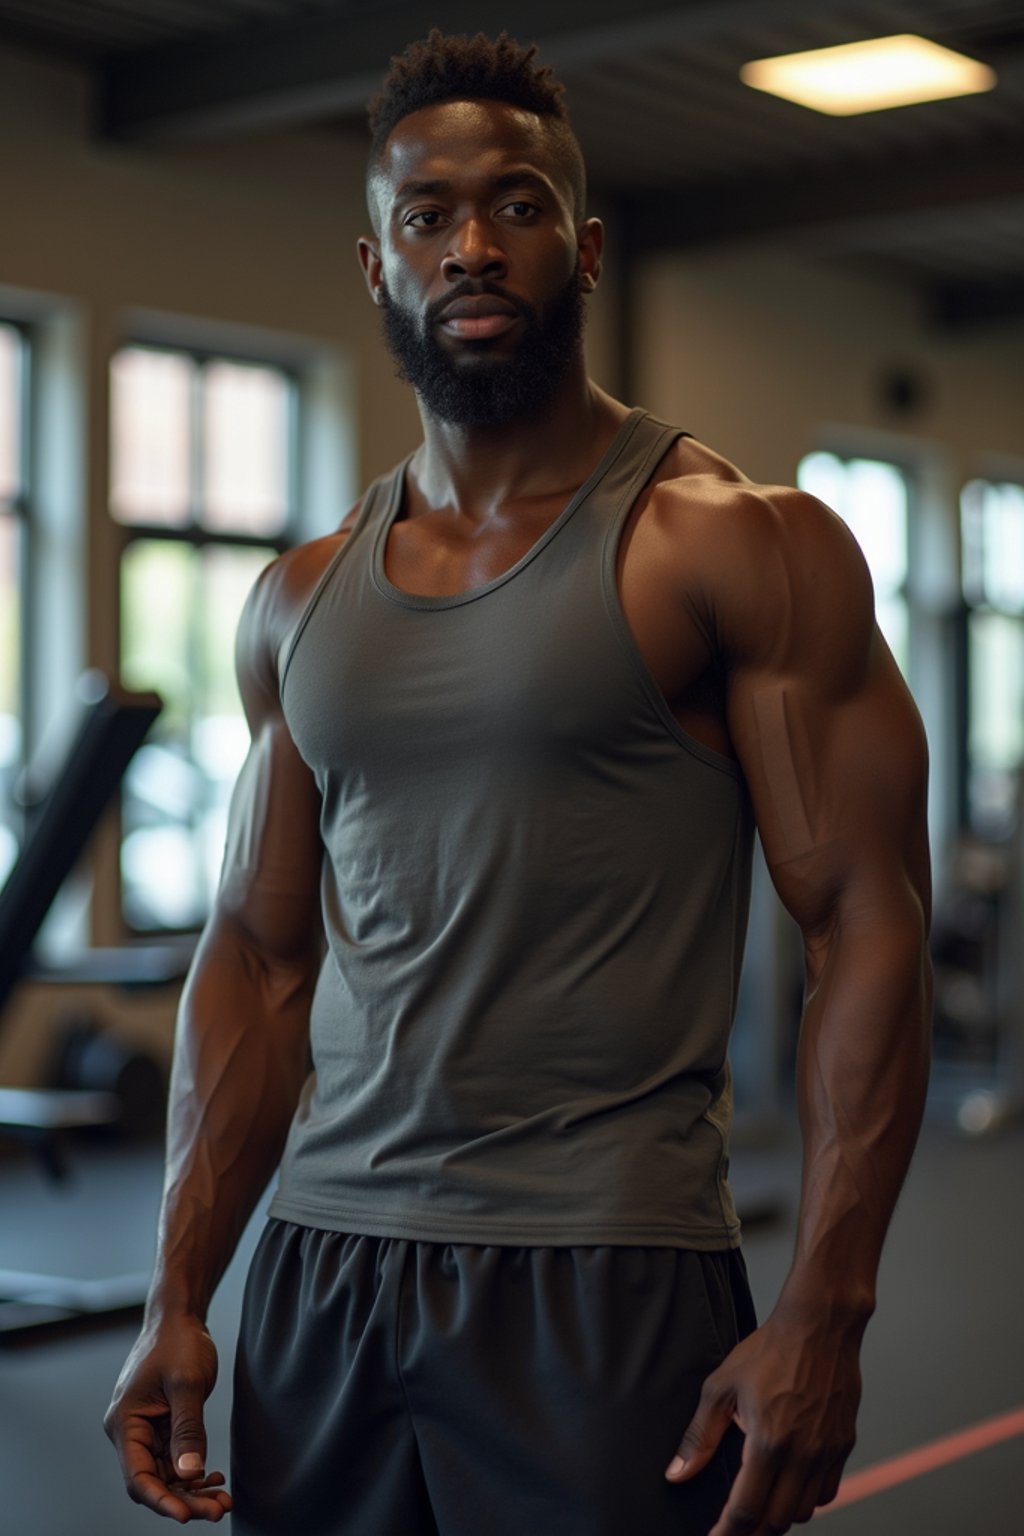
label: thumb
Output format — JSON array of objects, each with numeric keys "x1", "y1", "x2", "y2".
[
  {"x1": 168, "y1": 1380, "x2": 208, "y2": 1481},
  {"x1": 665, "y1": 1386, "x2": 735, "y2": 1482}
]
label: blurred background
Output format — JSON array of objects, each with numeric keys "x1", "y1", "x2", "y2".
[{"x1": 0, "y1": 2, "x2": 1021, "y2": 1532}]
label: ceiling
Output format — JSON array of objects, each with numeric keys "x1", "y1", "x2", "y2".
[{"x1": 1, "y1": 0, "x2": 1023, "y2": 331}]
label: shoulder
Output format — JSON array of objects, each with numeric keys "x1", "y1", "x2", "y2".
[
  {"x1": 235, "y1": 501, "x2": 364, "y2": 712},
  {"x1": 647, "y1": 438, "x2": 874, "y2": 679}
]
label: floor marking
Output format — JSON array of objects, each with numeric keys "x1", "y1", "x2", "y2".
[{"x1": 820, "y1": 1405, "x2": 1024, "y2": 1514}]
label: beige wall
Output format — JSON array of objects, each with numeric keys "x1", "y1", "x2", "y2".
[{"x1": 631, "y1": 244, "x2": 1024, "y2": 487}]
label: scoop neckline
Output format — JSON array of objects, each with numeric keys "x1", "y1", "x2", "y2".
[{"x1": 370, "y1": 407, "x2": 647, "y2": 611}]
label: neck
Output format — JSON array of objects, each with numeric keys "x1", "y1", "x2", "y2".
[{"x1": 411, "y1": 363, "x2": 629, "y2": 518}]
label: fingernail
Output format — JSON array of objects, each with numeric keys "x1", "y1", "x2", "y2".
[
  {"x1": 179, "y1": 1453, "x2": 203, "y2": 1472},
  {"x1": 666, "y1": 1456, "x2": 686, "y2": 1477}
]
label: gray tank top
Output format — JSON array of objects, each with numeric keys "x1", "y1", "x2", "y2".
[{"x1": 269, "y1": 407, "x2": 753, "y2": 1248}]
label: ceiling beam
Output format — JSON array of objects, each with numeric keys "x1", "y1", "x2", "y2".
[
  {"x1": 96, "y1": 0, "x2": 866, "y2": 142},
  {"x1": 621, "y1": 136, "x2": 1024, "y2": 255}
]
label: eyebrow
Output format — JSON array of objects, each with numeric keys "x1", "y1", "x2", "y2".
[{"x1": 393, "y1": 169, "x2": 553, "y2": 202}]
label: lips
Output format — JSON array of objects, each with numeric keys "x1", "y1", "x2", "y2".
[{"x1": 438, "y1": 294, "x2": 520, "y2": 340}]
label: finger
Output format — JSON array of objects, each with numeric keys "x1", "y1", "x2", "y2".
[
  {"x1": 792, "y1": 1480, "x2": 823, "y2": 1525},
  {"x1": 168, "y1": 1378, "x2": 209, "y2": 1482},
  {"x1": 666, "y1": 1385, "x2": 736, "y2": 1481},
  {"x1": 169, "y1": 1484, "x2": 233, "y2": 1521},
  {"x1": 117, "y1": 1417, "x2": 182, "y2": 1512},
  {"x1": 706, "y1": 1435, "x2": 783, "y2": 1535},
  {"x1": 814, "y1": 1456, "x2": 847, "y2": 1510},
  {"x1": 190, "y1": 1471, "x2": 227, "y2": 1490},
  {"x1": 759, "y1": 1459, "x2": 821, "y2": 1531},
  {"x1": 141, "y1": 1471, "x2": 232, "y2": 1524},
  {"x1": 126, "y1": 1467, "x2": 195, "y2": 1522}
]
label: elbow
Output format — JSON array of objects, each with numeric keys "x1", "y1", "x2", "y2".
[{"x1": 804, "y1": 883, "x2": 932, "y2": 998}]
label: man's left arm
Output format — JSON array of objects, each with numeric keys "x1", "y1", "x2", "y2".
[{"x1": 666, "y1": 486, "x2": 933, "y2": 1533}]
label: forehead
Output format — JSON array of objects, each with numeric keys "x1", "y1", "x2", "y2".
[{"x1": 377, "y1": 99, "x2": 567, "y2": 203}]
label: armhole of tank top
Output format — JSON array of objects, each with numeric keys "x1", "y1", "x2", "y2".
[
  {"x1": 277, "y1": 471, "x2": 398, "y2": 696},
  {"x1": 600, "y1": 425, "x2": 742, "y2": 782}
]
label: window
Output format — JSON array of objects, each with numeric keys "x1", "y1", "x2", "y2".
[
  {"x1": 797, "y1": 451, "x2": 911, "y2": 678},
  {"x1": 0, "y1": 321, "x2": 28, "y2": 887},
  {"x1": 111, "y1": 344, "x2": 297, "y2": 931},
  {"x1": 960, "y1": 479, "x2": 1024, "y2": 837}
]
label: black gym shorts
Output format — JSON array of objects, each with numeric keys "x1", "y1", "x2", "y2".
[{"x1": 231, "y1": 1219, "x2": 756, "y2": 1536}]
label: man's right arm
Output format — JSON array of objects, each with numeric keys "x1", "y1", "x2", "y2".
[{"x1": 104, "y1": 543, "x2": 331, "y2": 1523}]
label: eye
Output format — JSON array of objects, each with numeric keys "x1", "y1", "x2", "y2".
[
  {"x1": 498, "y1": 201, "x2": 539, "y2": 219},
  {"x1": 405, "y1": 209, "x2": 446, "y2": 229}
]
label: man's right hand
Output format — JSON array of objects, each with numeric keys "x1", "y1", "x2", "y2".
[{"x1": 104, "y1": 1314, "x2": 233, "y2": 1523}]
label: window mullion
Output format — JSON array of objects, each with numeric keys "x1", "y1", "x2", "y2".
[{"x1": 16, "y1": 326, "x2": 34, "y2": 770}]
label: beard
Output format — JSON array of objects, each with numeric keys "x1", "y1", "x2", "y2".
[{"x1": 378, "y1": 270, "x2": 586, "y2": 429}]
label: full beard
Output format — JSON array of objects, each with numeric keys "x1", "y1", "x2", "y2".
[{"x1": 379, "y1": 271, "x2": 586, "y2": 429}]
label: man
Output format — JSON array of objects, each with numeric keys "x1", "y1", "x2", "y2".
[{"x1": 105, "y1": 29, "x2": 932, "y2": 1536}]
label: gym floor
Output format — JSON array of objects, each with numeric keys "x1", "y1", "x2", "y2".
[{"x1": 0, "y1": 1115, "x2": 1020, "y2": 1536}]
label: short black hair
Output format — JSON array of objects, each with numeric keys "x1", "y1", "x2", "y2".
[{"x1": 366, "y1": 29, "x2": 587, "y2": 232}]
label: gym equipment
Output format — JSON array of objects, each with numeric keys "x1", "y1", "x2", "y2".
[
  {"x1": 929, "y1": 800, "x2": 1024, "y2": 1134},
  {"x1": 0, "y1": 672, "x2": 196, "y2": 1335}
]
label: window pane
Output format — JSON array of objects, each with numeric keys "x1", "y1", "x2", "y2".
[
  {"x1": 796, "y1": 450, "x2": 845, "y2": 518},
  {"x1": 842, "y1": 459, "x2": 908, "y2": 597},
  {"x1": 962, "y1": 481, "x2": 1024, "y2": 614},
  {"x1": 968, "y1": 611, "x2": 1024, "y2": 834},
  {"x1": 961, "y1": 479, "x2": 986, "y2": 605},
  {"x1": 202, "y1": 361, "x2": 289, "y2": 535},
  {"x1": 121, "y1": 540, "x2": 200, "y2": 928},
  {"x1": 111, "y1": 347, "x2": 193, "y2": 526},
  {"x1": 798, "y1": 453, "x2": 908, "y2": 597},
  {"x1": 120, "y1": 539, "x2": 276, "y2": 929},
  {"x1": 0, "y1": 324, "x2": 21, "y2": 502},
  {"x1": 121, "y1": 540, "x2": 193, "y2": 734},
  {"x1": 968, "y1": 612, "x2": 1024, "y2": 772}
]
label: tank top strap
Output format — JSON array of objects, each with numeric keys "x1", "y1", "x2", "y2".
[
  {"x1": 585, "y1": 409, "x2": 689, "y2": 528},
  {"x1": 278, "y1": 453, "x2": 414, "y2": 690},
  {"x1": 360, "y1": 452, "x2": 414, "y2": 537}
]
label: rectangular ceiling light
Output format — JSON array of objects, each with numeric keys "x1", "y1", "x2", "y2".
[{"x1": 740, "y1": 34, "x2": 996, "y2": 115}]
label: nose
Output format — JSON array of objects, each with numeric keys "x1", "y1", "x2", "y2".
[{"x1": 441, "y1": 217, "x2": 508, "y2": 283}]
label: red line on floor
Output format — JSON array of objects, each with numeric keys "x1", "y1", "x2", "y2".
[{"x1": 820, "y1": 1404, "x2": 1024, "y2": 1514}]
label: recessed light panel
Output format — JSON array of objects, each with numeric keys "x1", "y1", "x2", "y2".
[{"x1": 740, "y1": 33, "x2": 996, "y2": 115}]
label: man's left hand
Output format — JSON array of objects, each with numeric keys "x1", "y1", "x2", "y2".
[{"x1": 665, "y1": 1312, "x2": 861, "y2": 1533}]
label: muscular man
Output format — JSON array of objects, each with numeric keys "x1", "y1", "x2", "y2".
[{"x1": 105, "y1": 29, "x2": 932, "y2": 1536}]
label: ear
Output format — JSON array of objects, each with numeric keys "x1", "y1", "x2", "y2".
[
  {"x1": 577, "y1": 217, "x2": 603, "y2": 293},
  {"x1": 357, "y1": 237, "x2": 384, "y2": 305}
]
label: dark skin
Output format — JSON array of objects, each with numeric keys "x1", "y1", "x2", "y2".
[{"x1": 105, "y1": 98, "x2": 932, "y2": 1532}]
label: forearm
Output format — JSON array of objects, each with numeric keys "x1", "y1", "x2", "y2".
[
  {"x1": 775, "y1": 905, "x2": 932, "y2": 1332},
  {"x1": 147, "y1": 920, "x2": 316, "y2": 1323}
]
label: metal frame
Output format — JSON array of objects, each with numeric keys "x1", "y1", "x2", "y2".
[{"x1": 0, "y1": 675, "x2": 191, "y2": 1336}]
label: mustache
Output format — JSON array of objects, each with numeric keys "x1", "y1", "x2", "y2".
[{"x1": 424, "y1": 282, "x2": 536, "y2": 328}]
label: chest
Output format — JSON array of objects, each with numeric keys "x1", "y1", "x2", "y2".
[{"x1": 381, "y1": 476, "x2": 727, "y2": 750}]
